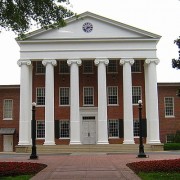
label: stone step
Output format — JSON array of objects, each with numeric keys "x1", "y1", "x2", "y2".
[{"x1": 16, "y1": 144, "x2": 164, "y2": 153}]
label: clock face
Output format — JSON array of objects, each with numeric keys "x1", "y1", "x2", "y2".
[{"x1": 82, "y1": 22, "x2": 93, "y2": 33}]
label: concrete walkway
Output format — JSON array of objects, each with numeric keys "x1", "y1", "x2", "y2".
[{"x1": 0, "y1": 152, "x2": 179, "y2": 180}]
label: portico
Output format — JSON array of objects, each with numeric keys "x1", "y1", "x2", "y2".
[{"x1": 16, "y1": 12, "x2": 161, "y2": 147}]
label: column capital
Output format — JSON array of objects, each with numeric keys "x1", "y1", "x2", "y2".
[
  {"x1": 42, "y1": 59, "x2": 57, "y2": 66},
  {"x1": 67, "y1": 59, "x2": 82, "y2": 66},
  {"x1": 17, "y1": 59, "x2": 31, "y2": 67},
  {"x1": 120, "y1": 58, "x2": 134, "y2": 66},
  {"x1": 145, "y1": 58, "x2": 160, "y2": 65},
  {"x1": 94, "y1": 58, "x2": 109, "y2": 66}
]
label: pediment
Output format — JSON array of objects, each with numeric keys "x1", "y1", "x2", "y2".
[{"x1": 24, "y1": 12, "x2": 160, "y2": 41}]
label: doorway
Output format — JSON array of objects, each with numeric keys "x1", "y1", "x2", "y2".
[
  {"x1": 82, "y1": 116, "x2": 96, "y2": 144},
  {"x1": 3, "y1": 135, "x2": 13, "y2": 152}
]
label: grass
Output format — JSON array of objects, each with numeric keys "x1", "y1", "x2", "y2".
[
  {"x1": 0, "y1": 175, "x2": 33, "y2": 180},
  {"x1": 139, "y1": 172, "x2": 180, "y2": 180}
]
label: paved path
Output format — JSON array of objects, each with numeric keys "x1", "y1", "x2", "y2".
[{"x1": 0, "y1": 152, "x2": 179, "y2": 180}]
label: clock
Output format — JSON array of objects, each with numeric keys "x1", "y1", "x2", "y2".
[{"x1": 82, "y1": 22, "x2": 93, "y2": 33}]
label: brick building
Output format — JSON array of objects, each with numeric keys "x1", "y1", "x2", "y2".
[{"x1": 0, "y1": 12, "x2": 179, "y2": 152}]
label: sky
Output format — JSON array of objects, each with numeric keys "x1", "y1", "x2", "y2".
[{"x1": 0, "y1": 0, "x2": 180, "y2": 85}]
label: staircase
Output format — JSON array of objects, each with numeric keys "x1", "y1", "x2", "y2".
[{"x1": 16, "y1": 144, "x2": 164, "y2": 154}]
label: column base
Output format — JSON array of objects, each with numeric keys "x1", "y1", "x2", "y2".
[
  {"x1": 18, "y1": 141, "x2": 31, "y2": 145},
  {"x1": 123, "y1": 140, "x2": 135, "y2": 144},
  {"x1": 70, "y1": 141, "x2": 82, "y2": 145},
  {"x1": 43, "y1": 141, "x2": 56, "y2": 145},
  {"x1": 148, "y1": 140, "x2": 161, "y2": 144},
  {"x1": 97, "y1": 141, "x2": 109, "y2": 144}
]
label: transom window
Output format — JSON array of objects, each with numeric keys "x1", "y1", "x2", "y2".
[
  {"x1": 83, "y1": 87, "x2": 94, "y2": 106},
  {"x1": 107, "y1": 60, "x2": 118, "y2": 73},
  {"x1": 3, "y1": 99, "x2": 13, "y2": 120},
  {"x1": 133, "y1": 120, "x2": 140, "y2": 137},
  {"x1": 59, "y1": 87, "x2": 70, "y2": 105},
  {"x1": 107, "y1": 86, "x2": 118, "y2": 105},
  {"x1": 59, "y1": 60, "x2": 70, "y2": 74},
  {"x1": 108, "y1": 120, "x2": 119, "y2": 138},
  {"x1": 59, "y1": 120, "x2": 70, "y2": 138},
  {"x1": 36, "y1": 61, "x2": 45, "y2": 74},
  {"x1": 132, "y1": 86, "x2": 142, "y2": 104},
  {"x1": 36, "y1": 87, "x2": 45, "y2": 105},
  {"x1": 164, "y1": 97, "x2": 174, "y2": 117},
  {"x1": 83, "y1": 60, "x2": 93, "y2": 74},
  {"x1": 132, "y1": 60, "x2": 141, "y2": 72},
  {"x1": 36, "y1": 120, "x2": 45, "y2": 139}
]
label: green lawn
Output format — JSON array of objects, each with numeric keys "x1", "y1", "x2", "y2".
[{"x1": 0, "y1": 175, "x2": 33, "y2": 180}]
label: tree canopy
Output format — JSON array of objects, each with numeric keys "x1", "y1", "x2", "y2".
[
  {"x1": 0, "y1": 0, "x2": 74, "y2": 38},
  {"x1": 172, "y1": 37, "x2": 180, "y2": 69}
]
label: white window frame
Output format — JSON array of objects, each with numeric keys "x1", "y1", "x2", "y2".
[
  {"x1": 131, "y1": 60, "x2": 141, "y2": 73},
  {"x1": 108, "y1": 119, "x2": 119, "y2": 138},
  {"x1": 36, "y1": 61, "x2": 45, "y2": 74},
  {"x1": 59, "y1": 120, "x2": 70, "y2": 139},
  {"x1": 83, "y1": 60, "x2": 93, "y2": 74},
  {"x1": 3, "y1": 99, "x2": 13, "y2": 120},
  {"x1": 36, "y1": 87, "x2": 45, "y2": 106},
  {"x1": 107, "y1": 86, "x2": 118, "y2": 105},
  {"x1": 164, "y1": 97, "x2": 174, "y2": 117},
  {"x1": 36, "y1": 120, "x2": 45, "y2": 139},
  {"x1": 59, "y1": 87, "x2": 70, "y2": 106},
  {"x1": 132, "y1": 86, "x2": 142, "y2": 105},
  {"x1": 59, "y1": 60, "x2": 70, "y2": 74},
  {"x1": 107, "y1": 60, "x2": 118, "y2": 73},
  {"x1": 83, "y1": 87, "x2": 94, "y2": 106}
]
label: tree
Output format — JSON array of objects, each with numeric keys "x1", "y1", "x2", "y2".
[
  {"x1": 0, "y1": 0, "x2": 74, "y2": 38},
  {"x1": 172, "y1": 37, "x2": 180, "y2": 69}
]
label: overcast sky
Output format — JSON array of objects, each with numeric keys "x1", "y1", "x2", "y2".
[{"x1": 0, "y1": 0, "x2": 180, "y2": 85}]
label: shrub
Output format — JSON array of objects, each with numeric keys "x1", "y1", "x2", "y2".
[
  {"x1": 126, "y1": 159, "x2": 180, "y2": 174},
  {"x1": 164, "y1": 143, "x2": 180, "y2": 150}
]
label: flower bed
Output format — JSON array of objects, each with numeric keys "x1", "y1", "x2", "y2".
[
  {"x1": 0, "y1": 162, "x2": 47, "y2": 177},
  {"x1": 126, "y1": 159, "x2": 180, "y2": 174}
]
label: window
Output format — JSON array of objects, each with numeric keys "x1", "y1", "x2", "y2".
[
  {"x1": 36, "y1": 88, "x2": 45, "y2": 105},
  {"x1": 59, "y1": 87, "x2": 70, "y2": 105},
  {"x1": 36, "y1": 120, "x2": 45, "y2": 139},
  {"x1": 59, "y1": 120, "x2": 70, "y2": 138},
  {"x1": 134, "y1": 120, "x2": 140, "y2": 137},
  {"x1": 164, "y1": 97, "x2": 174, "y2": 117},
  {"x1": 83, "y1": 60, "x2": 93, "y2": 73},
  {"x1": 166, "y1": 134, "x2": 175, "y2": 143},
  {"x1": 107, "y1": 60, "x2": 118, "y2": 73},
  {"x1": 108, "y1": 120, "x2": 119, "y2": 138},
  {"x1": 132, "y1": 86, "x2": 141, "y2": 104},
  {"x1": 132, "y1": 60, "x2": 141, "y2": 72},
  {"x1": 3, "y1": 99, "x2": 13, "y2": 119},
  {"x1": 59, "y1": 60, "x2": 70, "y2": 74},
  {"x1": 36, "y1": 61, "x2": 45, "y2": 74},
  {"x1": 83, "y1": 87, "x2": 94, "y2": 106},
  {"x1": 107, "y1": 86, "x2": 118, "y2": 105}
]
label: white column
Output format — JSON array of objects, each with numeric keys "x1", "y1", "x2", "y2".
[
  {"x1": 145, "y1": 59, "x2": 161, "y2": 144},
  {"x1": 120, "y1": 58, "x2": 135, "y2": 144},
  {"x1": 42, "y1": 59, "x2": 57, "y2": 145},
  {"x1": 94, "y1": 58, "x2": 109, "y2": 144},
  {"x1": 17, "y1": 59, "x2": 32, "y2": 145},
  {"x1": 67, "y1": 59, "x2": 82, "y2": 144}
]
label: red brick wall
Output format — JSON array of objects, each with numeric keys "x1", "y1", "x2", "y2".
[
  {"x1": 158, "y1": 84, "x2": 180, "y2": 143},
  {"x1": 0, "y1": 86, "x2": 20, "y2": 151}
]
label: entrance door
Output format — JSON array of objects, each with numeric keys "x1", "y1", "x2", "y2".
[
  {"x1": 3, "y1": 135, "x2": 13, "y2": 152},
  {"x1": 82, "y1": 117, "x2": 96, "y2": 144}
]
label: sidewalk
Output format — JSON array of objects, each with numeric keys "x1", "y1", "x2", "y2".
[{"x1": 0, "y1": 152, "x2": 179, "y2": 180}]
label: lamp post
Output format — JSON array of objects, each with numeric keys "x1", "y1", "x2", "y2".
[
  {"x1": 137, "y1": 100, "x2": 147, "y2": 158},
  {"x1": 30, "y1": 102, "x2": 38, "y2": 159}
]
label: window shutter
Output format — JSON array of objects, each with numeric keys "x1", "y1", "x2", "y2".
[
  {"x1": 142, "y1": 119, "x2": 147, "y2": 137},
  {"x1": 55, "y1": 120, "x2": 59, "y2": 139},
  {"x1": 119, "y1": 119, "x2": 124, "y2": 138}
]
